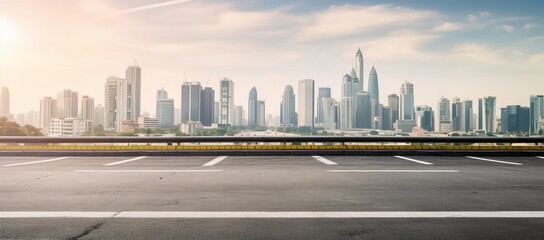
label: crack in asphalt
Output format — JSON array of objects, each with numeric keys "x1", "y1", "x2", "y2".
[{"x1": 67, "y1": 221, "x2": 104, "y2": 240}]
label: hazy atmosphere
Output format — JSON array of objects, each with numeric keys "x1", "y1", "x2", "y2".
[{"x1": 1, "y1": 0, "x2": 543, "y2": 115}]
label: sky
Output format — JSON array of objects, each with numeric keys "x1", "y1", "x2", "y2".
[{"x1": 0, "y1": 0, "x2": 543, "y2": 118}]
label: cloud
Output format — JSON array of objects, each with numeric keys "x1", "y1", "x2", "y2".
[
  {"x1": 500, "y1": 24, "x2": 514, "y2": 32},
  {"x1": 466, "y1": 11, "x2": 491, "y2": 23},
  {"x1": 432, "y1": 22, "x2": 463, "y2": 32},
  {"x1": 360, "y1": 30, "x2": 437, "y2": 60},
  {"x1": 452, "y1": 43, "x2": 505, "y2": 64},
  {"x1": 297, "y1": 5, "x2": 436, "y2": 41}
]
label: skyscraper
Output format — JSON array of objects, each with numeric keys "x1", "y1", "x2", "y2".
[
  {"x1": 316, "y1": 87, "x2": 331, "y2": 125},
  {"x1": 349, "y1": 68, "x2": 360, "y2": 96},
  {"x1": 483, "y1": 96, "x2": 497, "y2": 133},
  {"x1": 0, "y1": 86, "x2": 10, "y2": 118},
  {"x1": 102, "y1": 63, "x2": 142, "y2": 132},
  {"x1": 257, "y1": 100, "x2": 266, "y2": 127},
  {"x1": 416, "y1": 105, "x2": 434, "y2": 132},
  {"x1": 219, "y1": 78, "x2": 234, "y2": 125},
  {"x1": 156, "y1": 89, "x2": 174, "y2": 127},
  {"x1": 399, "y1": 81, "x2": 415, "y2": 120},
  {"x1": 355, "y1": 91, "x2": 371, "y2": 129},
  {"x1": 181, "y1": 82, "x2": 202, "y2": 122},
  {"x1": 298, "y1": 79, "x2": 314, "y2": 128},
  {"x1": 57, "y1": 89, "x2": 78, "y2": 119},
  {"x1": 104, "y1": 77, "x2": 119, "y2": 131},
  {"x1": 396, "y1": 81, "x2": 416, "y2": 132},
  {"x1": 354, "y1": 48, "x2": 364, "y2": 92},
  {"x1": 322, "y1": 98, "x2": 337, "y2": 129},
  {"x1": 368, "y1": 67, "x2": 380, "y2": 129},
  {"x1": 39, "y1": 97, "x2": 57, "y2": 134},
  {"x1": 93, "y1": 104, "x2": 104, "y2": 127},
  {"x1": 340, "y1": 97, "x2": 355, "y2": 129},
  {"x1": 80, "y1": 95, "x2": 94, "y2": 122},
  {"x1": 281, "y1": 85, "x2": 296, "y2": 127},
  {"x1": 234, "y1": 106, "x2": 244, "y2": 127},
  {"x1": 126, "y1": 63, "x2": 142, "y2": 120},
  {"x1": 451, "y1": 98, "x2": 462, "y2": 131},
  {"x1": 501, "y1": 105, "x2": 530, "y2": 134},
  {"x1": 340, "y1": 74, "x2": 355, "y2": 129},
  {"x1": 248, "y1": 87, "x2": 258, "y2": 128},
  {"x1": 388, "y1": 94, "x2": 399, "y2": 127},
  {"x1": 436, "y1": 97, "x2": 452, "y2": 132},
  {"x1": 461, "y1": 100, "x2": 473, "y2": 132},
  {"x1": 530, "y1": 95, "x2": 544, "y2": 135},
  {"x1": 200, "y1": 87, "x2": 215, "y2": 127}
]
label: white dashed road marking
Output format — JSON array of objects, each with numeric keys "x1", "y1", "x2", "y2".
[
  {"x1": 103, "y1": 156, "x2": 148, "y2": 166},
  {"x1": 202, "y1": 156, "x2": 228, "y2": 166},
  {"x1": 3, "y1": 157, "x2": 71, "y2": 167},
  {"x1": 393, "y1": 156, "x2": 433, "y2": 165},
  {"x1": 466, "y1": 156, "x2": 522, "y2": 166},
  {"x1": 312, "y1": 156, "x2": 338, "y2": 165}
]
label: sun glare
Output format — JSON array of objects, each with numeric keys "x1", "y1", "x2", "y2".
[{"x1": 0, "y1": 18, "x2": 18, "y2": 47}]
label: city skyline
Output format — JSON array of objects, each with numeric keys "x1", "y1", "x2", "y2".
[{"x1": 0, "y1": 0, "x2": 543, "y2": 116}]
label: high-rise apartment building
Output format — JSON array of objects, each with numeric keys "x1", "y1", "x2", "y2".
[
  {"x1": 181, "y1": 82, "x2": 202, "y2": 122},
  {"x1": 103, "y1": 64, "x2": 142, "y2": 132},
  {"x1": 416, "y1": 105, "x2": 434, "y2": 132},
  {"x1": 530, "y1": 95, "x2": 544, "y2": 135},
  {"x1": 340, "y1": 97, "x2": 355, "y2": 129},
  {"x1": 93, "y1": 104, "x2": 104, "y2": 127},
  {"x1": 39, "y1": 97, "x2": 57, "y2": 134},
  {"x1": 126, "y1": 64, "x2": 142, "y2": 120},
  {"x1": 281, "y1": 85, "x2": 296, "y2": 127},
  {"x1": 399, "y1": 81, "x2": 414, "y2": 120},
  {"x1": 340, "y1": 74, "x2": 356, "y2": 129},
  {"x1": 388, "y1": 94, "x2": 399, "y2": 128},
  {"x1": 322, "y1": 98, "x2": 337, "y2": 129},
  {"x1": 298, "y1": 79, "x2": 314, "y2": 128},
  {"x1": 355, "y1": 91, "x2": 371, "y2": 129},
  {"x1": 200, "y1": 87, "x2": 215, "y2": 126},
  {"x1": 57, "y1": 89, "x2": 78, "y2": 119},
  {"x1": 0, "y1": 86, "x2": 10, "y2": 119},
  {"x1": 219, "y1": 78, "x2": 234, "y2": 125},
  {"x1": 316, "y1": 87, "x2": 331, "y2": 125},
  {"x1": 248, "y1": 87, "x2": 258, "y2": 128},
  {"x1": 451, "y1": 98, "x2": 462, "y2": 131},
  {"x1": 436, "y1": 97, "x2": 452, "y2": 132},
  {"x1": 156, "y1": 89, "x2": 174, "y2": 127},
  {"x1": 257, "y1": 100, "x2": 266, "y2": 128},
  {"x1": 461, "y1": 100, "x2": 473, "y2": 132},
  {"x1": 234, "y1": 106, "x2": 244, "y2": 127},
  {"x1": 80, "y1": 95, "x2": 94, "y2": 123},
  {"x1": 501, "y1": 105, "x2": 530, "y2": 134}
]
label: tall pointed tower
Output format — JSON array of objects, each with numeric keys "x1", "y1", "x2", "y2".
[{"x1": 354, "y1": 48, "x2": 364, "y2": 92}]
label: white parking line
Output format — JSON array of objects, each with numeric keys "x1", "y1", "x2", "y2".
[
  {"x1": 75, "y1": 170, "x2": 223, "y2": 173},
  {"x1": 103, "y1": 156, "x2": 147, "y2": 166},
  {"x1": 393, "y1": 156, "x2": 433, "y2": 165},
  {"x1": 2, "y1": 211, "x2": 543, "y2": 218},
  {"x1": 537, "y1": 156, "x2": 544, "y2": 160},
  {"x1": 466, "y1": 156, "x2": 523, "y2": 166},
  {"x1": 2, "y1": 157, "x2": 71, "y2": 167},
  {"x1": 312, "y1": 156, "x2": 338, "y2": 165},
  {"x1": 202, "y1": 156, "x2": 228, "y2": 166},
  {"x1": 327, "y1": 170, "x2": 459, "y2": 173}
]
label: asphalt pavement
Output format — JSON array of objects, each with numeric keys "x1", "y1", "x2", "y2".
[{"x1": 1, "y1": 155, "x2": 544, "y2": 239}]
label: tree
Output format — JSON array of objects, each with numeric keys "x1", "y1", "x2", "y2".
[
  {"x1": 540, "y1": 129, "x2": 543, "y2": 136},
  {"x1": 0, "y1": 117, "x2": 28, "y2": 136},
  {"x1": 21, "y1": 125, "x2": 43, "y2": 136}
]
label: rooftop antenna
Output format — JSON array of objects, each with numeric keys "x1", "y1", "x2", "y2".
[{"x1": 184, "y1": 72, "x2": 188, "y2": 82}]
